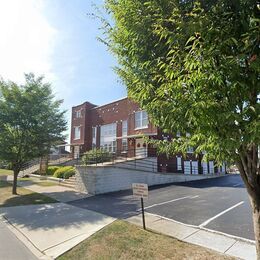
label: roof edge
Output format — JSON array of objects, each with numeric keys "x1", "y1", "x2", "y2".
[{"x1": 91, "y1": 96, "x2": 128, "y2": 110}]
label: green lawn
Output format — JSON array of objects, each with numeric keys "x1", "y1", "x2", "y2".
[
  {"x1": 17, "y1": 177, "x2": 58, "y2": 187},
  {"x1": 58, "y1": 220, "x2": 233, "y2": 260},
  {"x1": 0, "y1": 169, "x2": 13, "y2": 176},
  {"x1": 0, "y1": 181, "x2": 57, "y2": 207}
]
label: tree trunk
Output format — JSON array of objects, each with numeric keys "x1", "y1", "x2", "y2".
[
  {"x1": 251, "y1": 197, "x2": 260, "y2": 260},
  {"x1": 12, "y1": 169, "x2": 19, "y2": 195},
  {"x1": 237, "y1": 146, "x2": 260, "y2": 259}
]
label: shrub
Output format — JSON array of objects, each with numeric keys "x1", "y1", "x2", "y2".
[
  {"x1": 82, "y1": 149, "x2": 113, "y2": 165},
  {"x1": 53, "y1": 166, "x2": 76, "y2": 179},
  {"x1": 46, "y1": 166, "x2": 60, "y2": 176},
  {"x1": 63, "y1": 169, "x2": 75, "y2": 179}
]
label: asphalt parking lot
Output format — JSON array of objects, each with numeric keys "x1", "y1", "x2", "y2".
[{"x1": 70, "y1": 174, "x2": 254, "y2": 241}]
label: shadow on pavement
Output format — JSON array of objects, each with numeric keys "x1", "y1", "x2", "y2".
[
  {"x1": 0, "y1": 200, "x2": 110, "y2": 231},
  {"x1": 69, "y1": 190, "x2": 140, "y2": 219}
]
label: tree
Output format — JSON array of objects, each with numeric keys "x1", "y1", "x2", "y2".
[
  {"x1": 103, "y1": 0, "x2": 260, "y2": 256},
  {"x1": 0, "y1": 74, "x2": 67, "y2": 194}
]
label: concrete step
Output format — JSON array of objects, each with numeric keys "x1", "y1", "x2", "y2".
[
  {"x1": 59, "y1": 181, "x2": 75, "y2": 189},
  {"x1": 63, "y1": 179, "x2": 75, "y2": 184}
]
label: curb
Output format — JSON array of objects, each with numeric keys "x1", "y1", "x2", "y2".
[
  {"x1": 126, "y1": 212, "x2": 256, "y2": 260},
  {"x1": 0, "y1": 216, "x2": 52, "y2": 260}
]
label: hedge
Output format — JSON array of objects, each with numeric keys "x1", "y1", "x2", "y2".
[
  {"x1": 82, "y1": 149, "x2": 113, "y2": 165},
  {"x1": 53, "y1": 166, "x2": 76, "y2": 179},
  {"x1": 46, "y1": 166, "x2": 60, "y2": 176}
]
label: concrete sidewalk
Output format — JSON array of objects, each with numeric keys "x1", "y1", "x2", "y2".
[
  {"x1": 127, "y1": 213, "x2": 256, "y2": 260},
  {"x1": 0, "y1": 203, "x2": 115, "y2": 259}
]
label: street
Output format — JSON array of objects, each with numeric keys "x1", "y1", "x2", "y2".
[
  {"x1": 70, "y1": 174, "x2": 254, "y2": 241},
  {"x1": 0, "y1": 219, "x2": 37, "y2": 260}
]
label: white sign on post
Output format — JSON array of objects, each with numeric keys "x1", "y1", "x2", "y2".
[{"x1": 132, "y1": 183, "x2": 148, "y2": 198}]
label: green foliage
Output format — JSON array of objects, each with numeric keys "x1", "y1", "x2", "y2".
[
  {"x1": 0, "y1": 73, "x2": 67, "y2": 173},
  {"x1": 103, "y1": 0, "x2": 259, "y2": 163},
  {"x1": 53, "y1": 166, "x2": 76, "y2": 179},
  {"x1": 46, "y1": 166, "x2": 60, "y2": 176},
  {"x1": 102, "y1": 2, "x2": 260, "y2": 250},
  {"x1": 82, "y1": 149, "x2": 113, "y2": 165}
]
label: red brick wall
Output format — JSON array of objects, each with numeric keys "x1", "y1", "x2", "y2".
[
  {"x1": 70, "y1": 101, "x2": 96, "y2": 153},
  {"x1": 90, "y1": 98, "x2": 157, "y2": 135}
]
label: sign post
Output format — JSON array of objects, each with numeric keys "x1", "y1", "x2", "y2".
[{"x1": 132, "y1": 183, "x2": 148, "y2": 230}]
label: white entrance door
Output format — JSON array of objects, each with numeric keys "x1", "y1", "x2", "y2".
[
  {"x1": 222, "y1": 163, "x2": 226, "y2": 173},
  {"x1": 202, "y1": 162, "x2": 208, "y2": 174},
  {"x1": 135, "y1": 139, "x2": 147, "y2": 158},
  {"x1": 192, "y1": 161, "x2": 198, "y2": 174},
  {"x1": 184, "y1": 161, "x2": 191, "y2": 175},
  {"x1": 209, "y1": 161, "x2": 214, "y2": 174}
]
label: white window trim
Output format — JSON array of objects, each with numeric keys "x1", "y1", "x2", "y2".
[
  {"x1": 100, "y1": 123, "x2": 117, "y2": 153},
  {"x1": 135, "y1": 126, "x2": 149, "y2": 130},
  {"x1": 177, "y1": 157, "x2": 182, "y2": 170},
  {"x1": 75, "y1": 110, "x2": 81, "y2": 118},
  {"x1": 122, "y1": 120, "x2": 128, "y2": 137},
  {"x1": 134, "y1": 111, "x2": 148, "y2": 130},
  {"x1": 92, "y1": 126, "x2": 97, "y2": 148},
  {"x1": 74, "y1": 126, "x2": 81, "y2": 140}
]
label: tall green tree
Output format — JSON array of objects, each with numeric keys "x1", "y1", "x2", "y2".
[
  {"x1": 103, "y1": 0, "x2": 260, "y2": 256},
  {"x1": 0, "y1": 74, "x2": 67, "y2": 194}
]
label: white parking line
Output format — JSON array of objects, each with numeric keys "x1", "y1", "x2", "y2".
[
  {"x1": 138, "y1": 195, "x2": 199, "y2": 211},
  {"x1": 199, "y1": 201, "x2": 244, "y2": 227},
  {"x1": 233, "y1": 183, "x2": 241, "y2": 187}
]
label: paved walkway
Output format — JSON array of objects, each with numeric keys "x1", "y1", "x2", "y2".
[
  {"x1": 127, "y1": 213, "x2": 256, "y2": 260},
  {"x1": 0, "y1": 178, "x2": 114, "y2": 259},
  {"x1": 0, "y1": 203, "x2": 115, "y2": 259}
]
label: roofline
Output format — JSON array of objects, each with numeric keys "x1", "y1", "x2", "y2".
[
  {"x1": 91, "y1": 96, "x2": 128, "y2": 110},
  {"x1": 72, "y1": 101, "x2": 97, "y2": 109}
]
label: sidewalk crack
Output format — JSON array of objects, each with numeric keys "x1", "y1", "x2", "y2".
[
  {"x1": 182, "y1": 229, "x2": 200, "y2": 240},
  {"x1": 224, "y1": 240, "x2": 237, "y2": 253}
]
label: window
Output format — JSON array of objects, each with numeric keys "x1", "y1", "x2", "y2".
[
  {"x1": 122, "y1": 138, "x2": 128, "y2": 152},
  {"x1": 177, "y1": 157, "x2": 182, "y2": 170},
  {"x1": 176, "y1": 131, "x2": 181, "y2": 137},
  {"x1": 74, "y1": 126, "x2": 80, "y2": 140},
  {"x1": 75, "y1": 110, "x2": 81, "y2": 118},
  {"x1": 186, "y1": 133, "x2": 193, "y2": 153},
  {"x1": 92, "y1": 127, "x2": 97, "y2": 148},
  {"x1": 122, "y1": 120, "x2": 128, "y2": 137},
  {"x1": 135, "y1": 111, "x2": 148, "y2": 129},
  {"x1": 187, "y1": 146, "x2": 194, "y2": 153},
  {"x1": 100, "y1": 123, "x2": 117, "y2": 152}
]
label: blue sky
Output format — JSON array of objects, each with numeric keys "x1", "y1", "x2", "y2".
[{"x1": 0, "y1": 0, "x2": 126, "y2": 139}]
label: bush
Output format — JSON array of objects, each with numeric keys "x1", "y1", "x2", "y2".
[
  {"x1": 82, "y1": 149, "x2": 113, "y2": 165},
  {"x1": 46, "y1": 166, "x2": 60, "y2": 176},
  {"x1": 53, "y1": 166, "x2": 76, "y2": 179}
]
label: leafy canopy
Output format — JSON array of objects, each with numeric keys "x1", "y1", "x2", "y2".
[
  {"x1": 104, "y1": 0, "x2": 260, "y2": 163},
  {"x1": 0, "y1": 73, "x2": 67, "y2": 170}
]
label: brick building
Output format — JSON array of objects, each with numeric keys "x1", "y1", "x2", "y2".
[{"x1": 70, "y1": 97, "x2": 225, "y2": 175}]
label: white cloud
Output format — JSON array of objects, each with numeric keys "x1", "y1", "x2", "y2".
[{"x1": 0, "y1": 0, "x2": 56, "y2": 83}]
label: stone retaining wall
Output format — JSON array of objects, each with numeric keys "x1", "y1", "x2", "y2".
[{"x1": 75, "y1": 165, "x2": 223, "y2": 195}]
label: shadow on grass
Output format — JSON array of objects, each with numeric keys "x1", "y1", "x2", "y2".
[
  {"x1": 0, "y1": 180, "x2": 57, "y2": 208},
  {"x1": 1, "y1": 192, "x2": 57, "y2": 207}
]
